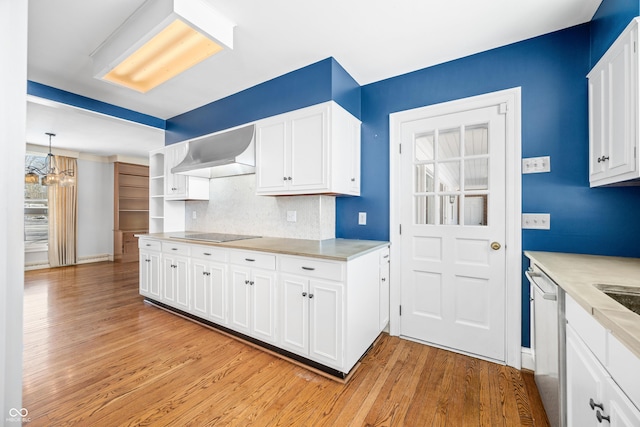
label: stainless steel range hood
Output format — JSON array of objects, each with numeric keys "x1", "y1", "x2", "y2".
[{"x1": 171, "y1": 124, "x2": 255, "y2": 179}]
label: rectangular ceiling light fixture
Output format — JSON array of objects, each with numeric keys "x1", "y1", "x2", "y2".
[{"x1": 91, "y1": 0, "x2": 235, "y2": 93}]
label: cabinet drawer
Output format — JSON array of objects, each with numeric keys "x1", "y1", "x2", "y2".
[
  {"x1": 192, "y1": 245, "x2": 228, "y2": 262},
  {"x1": 122, "y1": 232, "x2": 139, "y2": 244},
  {"x1": 230, "y1": 250, "x2": 276, "y2": 270},
  {"x1": 280, "y1": 256, "x2": 344, "y2": 281},
  {"x1": 162, "y1": 242, "x2": 191, "y2": 256},
  {"x1": 139, "y1": 239, "x2": 161, "y2": 251},
  {"x1": 566, "y1": 293, "x2": 607, "y2": 364}
]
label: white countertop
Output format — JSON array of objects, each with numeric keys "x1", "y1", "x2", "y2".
[
  {"x1": 137, "y1": 233, "x2": 389, "y2": 261},
  {"x1": 525, "y1": 251, "x2": 640, "y2": 359}
]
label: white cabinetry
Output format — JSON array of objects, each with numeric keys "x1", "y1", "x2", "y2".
[
  {"x1": 280, "y1": 256, "x2": 345, "y2": 369},
  {"x1": 228, "y1": 250, "x2": 278, "y2": 344},
  {"x1": 190, "y1": 246, "x2": 228, "y2": 324},
  {"x1": 161, "y1": 242, "x2": 190, "y2": 312},
  {"x1": 588, "y1": 17, "x2": 639, "y2": 187},
  {"x1": 164, "y1": 143, "x2": 209, "y2": 201},
  {"x1": 379, "y1": 247, "x2": 390, "y2": 331},
  {"x1": 139, "y1": 239, "x2": 162, "y2": 300},
  {"x1": 255, "y1": 101, "x2": 361, "y2": 196},
  {"x1": 565, "y1": 294, "x2": 640, "y2": 425}
]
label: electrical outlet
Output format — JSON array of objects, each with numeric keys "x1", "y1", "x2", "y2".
[
  {"x1": 287, "y1": 211, "x2": 297, "y2": 222},
  {"x1": 522, "y1": 156, "x2": 551, "y2": 174},
  {"x1": 358, "y1": 212, "x2": 367, "y2": 225},
  {"x1": 522, "y1": 213, "x2": 550, "y2": 230},
  {"x1": 192, "y1": 211, "x2": 197, "y2": 220}
]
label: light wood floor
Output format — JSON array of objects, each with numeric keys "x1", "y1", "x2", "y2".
[{"x1": 23, "y1": 261, "x2": 549, "y2": 426}]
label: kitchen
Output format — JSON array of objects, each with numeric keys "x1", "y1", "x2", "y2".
[{"x1": 5, "y1": 0, "x2": 640, "y2": 424}]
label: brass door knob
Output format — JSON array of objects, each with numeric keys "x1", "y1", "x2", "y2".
[{"x1": 491, "y1": 242, "x2": 501, "y2": 251}]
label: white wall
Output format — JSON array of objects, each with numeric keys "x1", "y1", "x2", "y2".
[
  {"x1": 186, "y1": 174, "x2": 336, "y2": 240},
  {"x1": 1, "y1": 0, "x2": 27, "y2": 419},
  {"x1": 77, "y1": 158, "x2": 114, "y2": 262}
]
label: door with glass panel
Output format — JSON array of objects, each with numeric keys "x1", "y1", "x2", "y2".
[{"x1": 400, "y1": 104, "x2": 507, "y2": 362}]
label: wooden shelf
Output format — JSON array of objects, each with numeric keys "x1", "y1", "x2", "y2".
[{"x1": 114, "y1": 162, "x2": 149, "y2": 263}]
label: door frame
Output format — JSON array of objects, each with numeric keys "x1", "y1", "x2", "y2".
[{"x1": 389, "y1": 87, "x2": 522, "y2": 368}]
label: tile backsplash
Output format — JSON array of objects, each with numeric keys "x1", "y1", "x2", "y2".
[{"x1": 185, "y1": 174, "x2": 335, "y2": 240}]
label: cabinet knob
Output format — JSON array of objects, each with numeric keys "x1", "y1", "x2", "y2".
[
  {"x1": 596, "y1": 410, "x2": 610, "y2": 423},
  {"x1": 589, "y1": 398, "x2": 604, "y2": 411},
  {"x1": 145, "y1": 259, "x2": 151, "y2": 263},
  {"x1": 250, "y1": 281, "x2": 255, "y2": 286},
  {"x1": 597, "y1": 156, "x2": 610, "y2": 163},
  {"x1": 351, "y1": 178, "x2": 355, "y2": 182},
  {"x1": 287, "y1": 177, "x2": 292, "y2": 181},
  {"x1": 381, "y1": 277, "x2": 386, "y2": 282},
  {"x1": 245, "y1": 280, "x2": 250, "y2": 285},
  {"x1": 308, "y1": 293, "x2": 314, "y2": 299},
  {"x1": 302, "y1": 292, "x2": 307, "y2": 297}
]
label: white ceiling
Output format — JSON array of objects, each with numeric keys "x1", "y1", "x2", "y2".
[{"x1": 26, "y1": 0, "x2": 602, "y2": 158}]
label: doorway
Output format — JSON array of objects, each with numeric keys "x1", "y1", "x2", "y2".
[{"x1": 389, "y1": 88, "x2": 522, "y2": 367}]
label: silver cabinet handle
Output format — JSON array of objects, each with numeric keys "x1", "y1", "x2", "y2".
[
  {"x1": 301, "y1": 266, "x2": 315, "y2": 271},
  {"x1": 203, "y1": 252, "x2": 211, "y2": 256},
  {"x1": 245, "y1": 258, "x2": 255, "y2": 262}
]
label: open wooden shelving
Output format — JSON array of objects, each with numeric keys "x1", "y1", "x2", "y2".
[{"x1": 114, "y1": 162, "x2": 149, "y2": 263}]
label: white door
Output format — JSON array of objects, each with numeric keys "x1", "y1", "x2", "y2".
[{"x1": 399, "y1": 102, "x2": 507, "y2": 362}]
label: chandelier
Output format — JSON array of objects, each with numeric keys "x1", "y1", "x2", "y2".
[{"x1": 25, "y1": 133, "x2": 76, "y2": 186}]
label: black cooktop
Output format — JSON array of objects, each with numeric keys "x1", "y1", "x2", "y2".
[{"x1": 170, "y1": 232, "x2": 261, "y2": 243}]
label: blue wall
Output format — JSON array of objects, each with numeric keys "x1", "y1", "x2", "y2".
[
  {"x1": 590, "y1": 0, "x2": 639, "y2": 66},
  {"x1": 340, "y1": 22, "x2": 640, "y2": 347},
  {"x1": 165, "y1": 57, "x2": 361, "y2": 144}
]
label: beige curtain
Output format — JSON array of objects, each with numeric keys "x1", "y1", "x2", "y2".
[{"x1": 48, "y1": 156, "x2": 78, "y2": 267}]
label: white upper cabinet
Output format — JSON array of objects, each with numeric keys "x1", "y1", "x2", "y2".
[
  {"x1": 164, "y1": 143, "x2": 209, "y2": 200},
  {"x1": 588, "y1": 18, "x2": 639, "y2": 187},
  {"x1": 255, "y1": 101, "x2": 361, "y2": 196}
]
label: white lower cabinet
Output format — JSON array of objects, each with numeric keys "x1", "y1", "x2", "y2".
[
  {"x1": 566, "y1": 295, "x2": 640, "y2": 426},
  {"x1": 191, "y1": 246, "x2": 228, "y2": 324},
  {"x1": 280, "y1": 273, "x2": 343, "y2": 369},
  {"x1": 228, "y1": 251, "x2": 278, "y2": 344},
  {"x1": 139, "y1": 244, "x2": 161, "y2": 300},
  {"x1": 139, "y1": 238, "x2": 389, "y2": 376}
]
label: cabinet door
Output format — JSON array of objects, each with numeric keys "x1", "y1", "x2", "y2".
[
  {"x1": 280, "y1": 274, "x2": 309, "y2": 355},
  {"x1": 164, "y1": 144, "x2": 188, "y2": 198},
  {"x1": 256, "y1": 120, "x2": 288, "y2": 193},
  {"x1": 289, "y1": 108, "x2": 327, "y2": 191},
  {"x1": 174, "y1": 257, "x2": 190, "y2": 311},
  {"x1": 605, "y1": 377, "x2": 640, "y2": 427},
  {"x1": 251, "y1": 268, "x2": 278, "y2": 343},
  {"x1": 163, "y1": 256, "x2": 177, "y2": 305},
  {"x1": 566, "y1": 325, "x2": 605, "y2": 427},
  {"x1": 379, "y1": 253, "x2": 390, "y2": 331},
  {"x1": 147, "y1": 251, "x2": 161, "y2": 299},
  {"x1": 208, "y1": 262, "x2": 227, "y2": 325},
  {"x1": 191, "y1": 260, "x2": 209, "y2": 318},
  {"x1": 589, "y1": 22, "x2": 638, "y2": 186},
  {"x1": 309, "y1": 279, "x2": 343, "y2": 368},
  {"x1": 229, "y1": 267, "x2": 251, "y2": 334}
]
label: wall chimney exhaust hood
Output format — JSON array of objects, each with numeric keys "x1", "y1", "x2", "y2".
[{"x1": 171, "y1": 124, "x2": 255, "y2": 179}]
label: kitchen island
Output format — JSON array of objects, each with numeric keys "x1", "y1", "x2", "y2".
[{"x1": 137, "y1": 233, "x2": 390, "y2": 380}]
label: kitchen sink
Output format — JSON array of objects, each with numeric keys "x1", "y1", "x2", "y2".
[{"x1": 594, "y1": 284, "x2": 640, "y2": 315}]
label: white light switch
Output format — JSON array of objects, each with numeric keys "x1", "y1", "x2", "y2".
[
  {"x1": 522, "y1": 156, "x2": 551, "y2": 174},
  {"x1": 522, "y1": 213, "x2": 550, "y2": 230},
  {"x1": 358, "y1": 212, "x2": 367, "y2": 225},
  {"x1": 287, "y1": 211, "x2": 297, "y2": 222}
]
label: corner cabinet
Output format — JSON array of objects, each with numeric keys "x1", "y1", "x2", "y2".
[
  {"x1": 255, "y1": 101, "x2": 361, "y2": 196},
  {"x1": 588, "y1": 17, "x2": 639, "y2": 187}
]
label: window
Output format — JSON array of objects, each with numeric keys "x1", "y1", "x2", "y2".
[{"x1": 24, "y1": 154, "x2": 48, "y2": 251}]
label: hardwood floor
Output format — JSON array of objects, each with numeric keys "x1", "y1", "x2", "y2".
[{"x1": 23, "y1": 261, "x2": 550, "y2": 426}]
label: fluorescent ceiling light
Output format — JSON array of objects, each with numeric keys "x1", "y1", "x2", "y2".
[{"x1": 91, "y1": 0, "x2": 235, "y2": 93}]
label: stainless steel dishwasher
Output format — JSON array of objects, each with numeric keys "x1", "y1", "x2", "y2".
[{"x1": 526, "y1": 263, "x2": 566, "y2": 427}]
